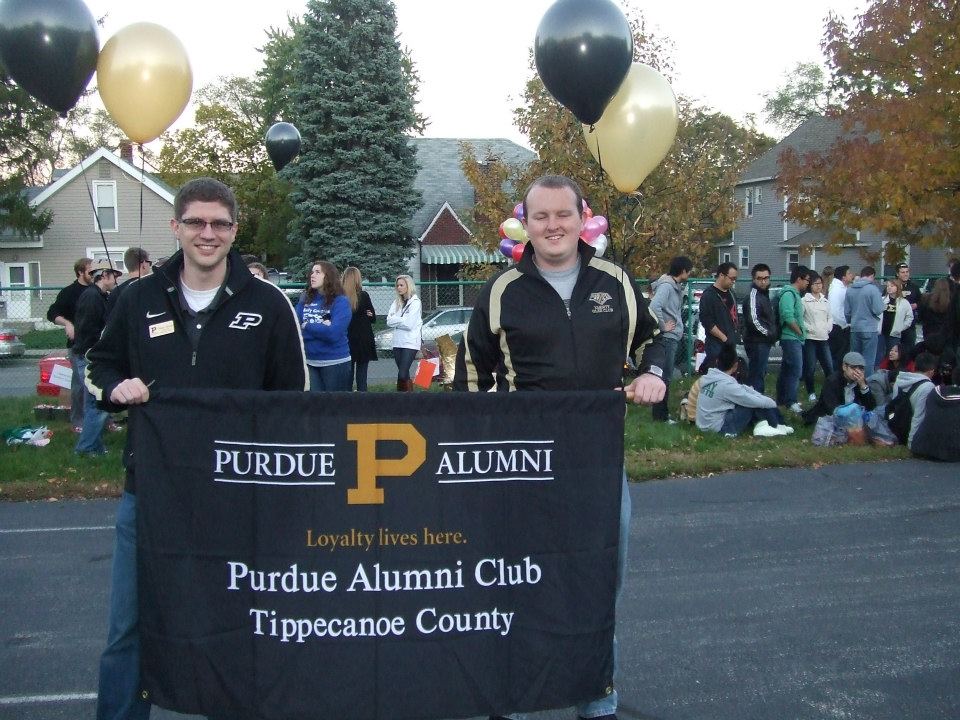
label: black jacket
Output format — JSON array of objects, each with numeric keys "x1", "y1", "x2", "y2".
[
  {"x1": 347, "y1": 290, "x2": 378, "y2": 363},
  {"x1": 45, "y1": 280, "x2": 87, "y2": 348},
  {"x1": 453, "y1": 241, "x2": 665, "y2": 392},
  {"x1": 86, "y1": 249, "x2": 308, "y2": 491},
  {"x1": 73, "y1": 284, "x2": 109, "y2": 356},
  {"x1": 742, "y1": 283, "x2": 776, "y2": 344},
  {"x1": 699, "y1": 284, "x2": 739, "y2": 344}
]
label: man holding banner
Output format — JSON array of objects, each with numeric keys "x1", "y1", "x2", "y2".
[
  {"x1": 86, "y1": 178, "x2": 308, "y2": 720},
  {"x1": 455, "y1": 175, "x2": 666, "y2": 720}
]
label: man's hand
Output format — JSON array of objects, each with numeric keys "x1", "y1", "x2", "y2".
[
  {"x1": 664, "y1": 319, "x2": 677, "y2": 333},
  {"x1": 623, "y1": 373, "x2": 666, "y2": 405},
  {"x1": 62, "y1": 320, "x2": 75, "y2": 342},
  {"x1": 109, "y1": 378, "x2": 151, "y2": 405}
]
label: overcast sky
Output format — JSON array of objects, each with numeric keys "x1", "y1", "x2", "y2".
[{"x1": 83, "y1": 0, "x2": 866, "y2": 146}]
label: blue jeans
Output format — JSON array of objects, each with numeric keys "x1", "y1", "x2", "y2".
[
  {"x1": 776, "y1": 339, "x2": 803, "y2": 406},
  {"x1": 651, "y1": 337, "x2": 679, "y2": 421},
  {"x1": 851, "y1": 331, "x2": 879, "y2": 376},
  {"x1": 744, "y1": 341, "x2": 772, "y2": 394},
  {"x1": 503, "y1": 471, "x2": 629, "y2": 720},
  {"x1": 75, "y1": 356, "x2": 110, "y2": 454},
  {"x1": 70, "y1": 348, "x2": 85, "y2": 427},
  {"x1": 308, "y1": 361, "x2": 352, "y2": 391},
  {"x1": 394, "y1": 347, "x2": 417, "y2": 381},
  {"x1": 97, "y1": 492, "x2": 150, "y2": 720},
  {"x1": 720, "y1": 405, "x2": 784, "y2": 436},
  {"x1": 803, "y1": 339, "x2": 833, "y2": 394},
  {"x1": 351, "y1": 360, "x2": 369, "y2": 391}
]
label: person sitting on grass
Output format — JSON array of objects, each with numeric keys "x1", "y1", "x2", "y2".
[
  {"x1": 696, "y1": 345, "x2": 794, "y2": 437},
  {"x1": 802, "y1": 351, "x2": 877, "y2": 425}
]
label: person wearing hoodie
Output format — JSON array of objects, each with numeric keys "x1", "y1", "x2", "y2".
[
  {"x1": 742, "y1": 263, "x2": 777, "y2": 393},
  {"x1": 776, "y1": 266, "x2": 810, "y2": 413},
  {"x1": 844, "y1": 266, "x2": 885, "y2": 376},
  {"x1": 696, "y1": 345, "x2": 793, "y2": 437},
  {"x1": 892, "y1": 351, "x2": 938, "y2": 448},
  {"x1": 828, "y1": 265, "x2": 854, "y2": 370},
  {"x1": 648, "y1": 255, "x2": 693, "y2": 421}
]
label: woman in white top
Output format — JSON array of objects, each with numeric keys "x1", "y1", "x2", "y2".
[
  {"x1": 386, "y1": 274, "x2": 422, "y2": 391},
  {"x1": 801, "y1": 273, "x2": 834, "y2": 401},
  {"x1": 878, "y1": 277, "x2": 913, "y2": 367}
]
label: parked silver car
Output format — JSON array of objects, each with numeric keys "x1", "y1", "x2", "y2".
[
  {"x1": 375, "y1": 306, "x2": 473, "y2": 358},
  {"x1": 0, "y1": 327, "x2": 26, "y2": 359}
]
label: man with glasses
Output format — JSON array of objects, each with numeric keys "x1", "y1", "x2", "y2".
[
  {"x1": 105, "y1": 247, "x2": 153, "y2": 320},
  {"x1": 46, "y1": 257, "x2": 94, "y2": 431},
  {"x1": 86, "y1": 177, "x2": 307, "y2": 720},
  {"x1": 699, "y1": 261, "x2": 740, "y2": 372},
  {"x1": 742, "y1": 263, "x2": 777, "y2": 393},
  {"x1": 776, "y1": 266, "x2": 811, "y2": 413}
]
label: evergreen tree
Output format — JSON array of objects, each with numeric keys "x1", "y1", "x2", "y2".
[{"x1": 286, "y1": 0, "x2": 422, "y2": 280}]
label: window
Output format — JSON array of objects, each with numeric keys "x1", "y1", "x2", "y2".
[
  {"x1": 89, "y1": 247, "x2": 125, "y2": 271},
  {"x1": 721, "y1": 252, "x2": 732, "y2": 264},
  {"x1": 739, "y1": 246, "x2": 749, "y2": 269},
  {"x1": 787, "y1": 252, "x2": 799, "y2": 274},
  {"x1": 744, "y1": 188, "x2": 753, "y2": 217},
  {"x1": 92, "y1": 181, "x2": 118, "y2": 232}
]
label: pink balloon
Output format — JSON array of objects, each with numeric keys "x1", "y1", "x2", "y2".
[
  {"x1": 580, "y1": 217, "x2": 604, "y2": 242},
  {"x1": 593, "y1": 216, "x2": 608, "y2": 235}
]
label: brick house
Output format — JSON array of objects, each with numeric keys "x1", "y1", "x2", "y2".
[{"x1": 723, "y1": 115, "x2": 954, "y2": 279}]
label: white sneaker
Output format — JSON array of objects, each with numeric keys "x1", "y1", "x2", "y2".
[
  {"x1": 808, "y1": 393, "x2": 817, "y2": 403},
  {"x1": 774, "y1": 424, "x2": 795, "y2": 435},
  {"x1": 753, "y1": 420, "x2": 780, "y2": 438},
  {"x1": 789, "y1": 402, "x2": 803, "y2": 413},
  {"x1": 667, "y1": 419, "x2": 678, "y2": 425}
]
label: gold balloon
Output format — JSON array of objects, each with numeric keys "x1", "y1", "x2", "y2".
[
  {"x1": 97, "y1": 22, "x2": 193, "y2": 144},
  {"x1": 582, "y1": 63, "x2": 679, "y2": 193}
]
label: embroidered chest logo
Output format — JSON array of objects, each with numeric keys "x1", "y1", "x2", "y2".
[
  {"x1": 229, "y1": 312, "x2": 263, "y2": 330},
  {"x1": 589, "y1": 292, "x2": 614, "y2": 313}
]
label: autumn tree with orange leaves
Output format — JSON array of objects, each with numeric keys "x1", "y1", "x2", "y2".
[{"x1": 779, "y1": 0, "x2": 960, "y2": 259}]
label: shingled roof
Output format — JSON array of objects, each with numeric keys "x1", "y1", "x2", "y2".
[
  {"x1": 409, "y1": 137, "x2": 536, "y2": 238},
  {"x1": 740, "y1": 115, "x2": 846, "y2": 183}
]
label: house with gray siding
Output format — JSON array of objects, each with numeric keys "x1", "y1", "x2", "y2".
[
  {"x1": 0, "y1": 147, "x2": 178, "y2": 322},
  {"x1": 723, "y1": 115, "x2": 954, "y2": 280},
  {"x1": 408, "y1": 138, "x2": 535, "y2": 308}
]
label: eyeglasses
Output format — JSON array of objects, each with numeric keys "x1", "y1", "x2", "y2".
[
  {"x1": 179, "y1": 218, "x2": 235, "y2": 232},
  {"x1": 754, "y1": 274, "x2": 771, "y2": 281}
]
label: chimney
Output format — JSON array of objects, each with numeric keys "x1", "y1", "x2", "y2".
[{"x1": 119, "y1": 140, "x2": 134, "y2": 164}]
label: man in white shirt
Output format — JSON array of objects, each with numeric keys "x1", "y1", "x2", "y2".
[{"x1": 828, "y1": 264, "x2": 855, "y2": 371}]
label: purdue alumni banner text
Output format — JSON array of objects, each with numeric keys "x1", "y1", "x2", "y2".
[{"x1": 134, "y1": 389, "x2": 625, "y2": 720}]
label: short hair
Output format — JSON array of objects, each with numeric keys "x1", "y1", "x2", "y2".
[
  {"x1": 715, "y1": 262, "x2": 737, "y2": 278},
  {"x1": 790, "y1": 266, "x2": 810, "y2": 283},
  {"x1": 74, "y1": 257, "x2": 92, "y2": 277},
  {"x1": 717, "y1": 344, "x2": 739, "y2": 372},
  {"x1": 174, "y1": 177, "x2": 238, "y2": 222},
  {"x1": 521, "y1": 175, "x2": 584, "y2": 222},
  {"x1": 751, "y1": 263, "x2": 770, "y2": 278},
  {"x1": 835, "y1": 265, "x2": 850, "y2": 279},
  {"x1": 860, "y1": 266, "x2": 876, "y2": 278},
  {"x1": 123, "y1": 247, "x2": 149, "y2": 272},
  {"x1": 668, "y1": 256, "x2": 693, "y2": 277},
  {"x1": 247, "y1": 261, "x2": 268, "y2": 279},
  {"x1": 915, "y1": 351, "x2": 938, "y2": 373}
]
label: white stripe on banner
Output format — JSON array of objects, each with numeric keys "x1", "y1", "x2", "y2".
[
  {"x1": 0, "y1": 692, "x2": 97, "y2": 705},
  {"x1": 438, "y1": 476, "x2": 554, "y2": 484},
  {"x1": 437, "y1": 440, "x2": 554, "y2": 446},
  {"x1": 214, "y1": 479, "x2": 336, "y2": 486},
  {"x1": 0, "y1": 526, "x2": 112, "y2": 534}
]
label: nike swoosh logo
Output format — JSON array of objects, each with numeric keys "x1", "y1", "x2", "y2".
[{"x1": 146, "y1": 311, "x2": 166, "y2": 319}]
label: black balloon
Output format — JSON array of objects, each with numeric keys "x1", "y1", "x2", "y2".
[
  {"x1": 0, "y1": 0, "x2": 99, "y2": 115},
  {"x1": 265, "y1": 122, "x2": 302, "y2": 172},
  {"x1": 534, "y1": 0, "x2": 633, "y2": 126}
]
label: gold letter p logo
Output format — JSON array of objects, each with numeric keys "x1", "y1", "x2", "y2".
[{"x1": 346, "y1": 423, "x2": 426, "y2": 505}]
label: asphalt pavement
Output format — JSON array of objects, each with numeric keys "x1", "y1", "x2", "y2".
[{"x1": 1, "y1": 459, "x2": 958, "y2": 720}]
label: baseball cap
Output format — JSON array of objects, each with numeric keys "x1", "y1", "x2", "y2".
[
  {"x1": 842, "y1": 351, "x2": 866, "y2": 367},
  {"x1": 895, "y1": 262, "x2": 909, "y2": 270},
  {"x1": 89, "y1": 260, "x2": 122, "y2": 279}
]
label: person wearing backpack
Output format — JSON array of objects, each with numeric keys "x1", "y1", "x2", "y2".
[{"x1": 888, "y1": 351, "x2": 938, "y2": 446}]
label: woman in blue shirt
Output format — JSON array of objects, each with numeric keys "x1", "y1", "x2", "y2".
[{"x1": 296, "y1": 260, "x2": 352, "y2": 391}]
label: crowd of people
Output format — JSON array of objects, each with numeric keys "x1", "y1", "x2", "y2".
[{"x1": 648, "y1": 255, "x2": 960, "y2": 453}]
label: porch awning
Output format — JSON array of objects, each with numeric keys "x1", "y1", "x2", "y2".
[{"x1": 421, "y1": 244, "x2": 505, "y2": 265}]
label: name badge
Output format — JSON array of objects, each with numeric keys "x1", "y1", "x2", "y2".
[{"x1": 149, "y1": 320, "x2": 175, "y2": 338}]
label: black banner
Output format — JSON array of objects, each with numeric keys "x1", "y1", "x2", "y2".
[{"x1": 134, "y1": 389, "x2": 625, "y2": 720}]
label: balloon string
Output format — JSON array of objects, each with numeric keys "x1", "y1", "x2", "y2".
[
  {"x1": 79, "y1": 161, "x2": 113, "y2": 270},
  {"x1": 138, "y1": 144, "x2": 145, "y2": 250}
]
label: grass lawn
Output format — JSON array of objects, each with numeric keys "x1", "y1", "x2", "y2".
[
  {"x1": 21, "y1": 328, "x2": 66, "y2": 350},
  {"x1": 0, "y1": 378, "x2": 909, "y2": 502}
]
